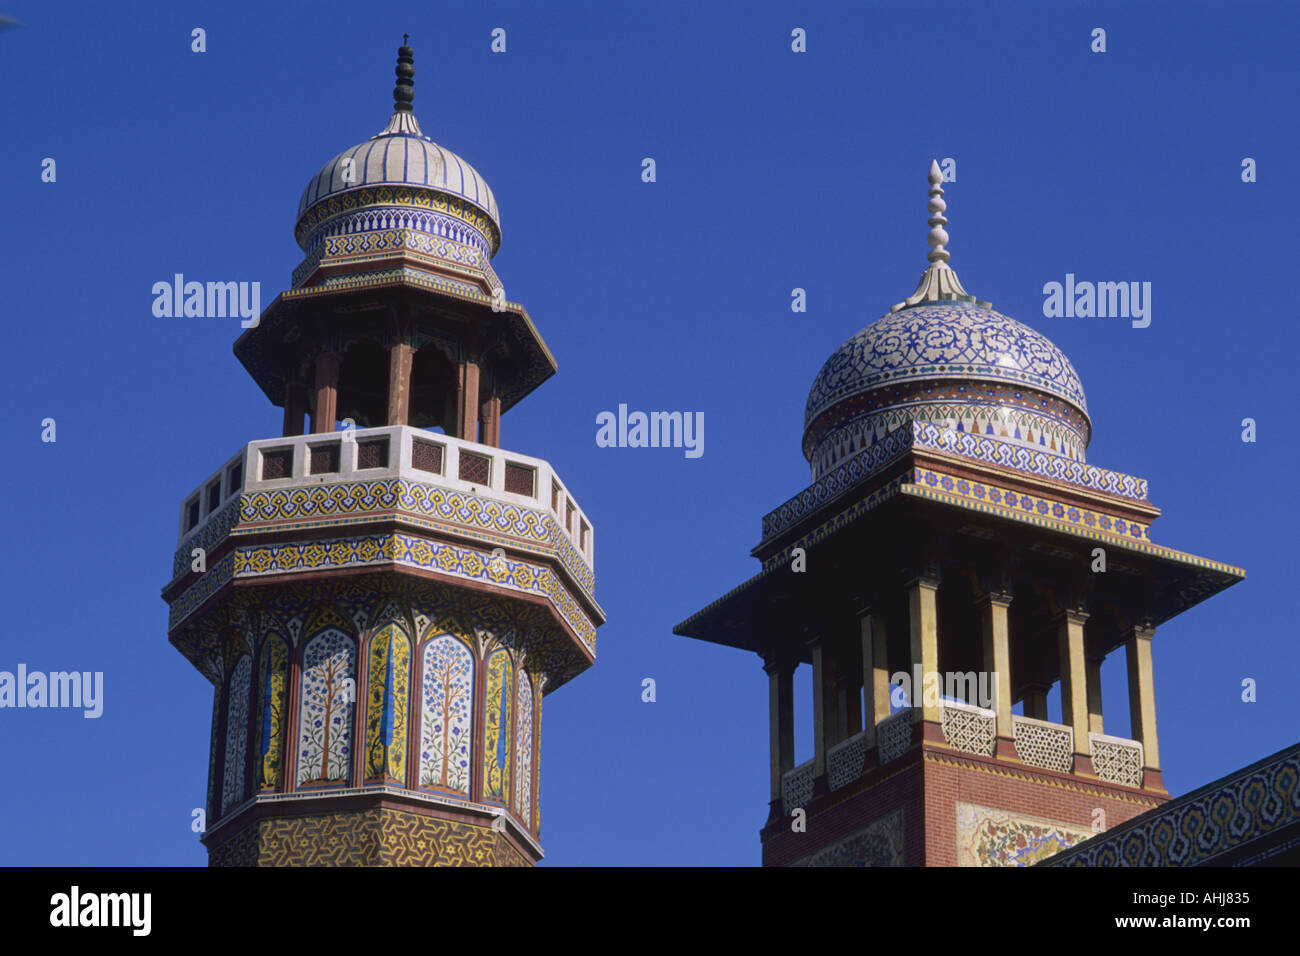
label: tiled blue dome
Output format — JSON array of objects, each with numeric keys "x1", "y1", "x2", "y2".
[
  {"x1": 805, "y1": 303, "x2": 1088, "y2": 424},
  {"x1": 802, "y1": 302, "x2": 1092, "y2": 480}
]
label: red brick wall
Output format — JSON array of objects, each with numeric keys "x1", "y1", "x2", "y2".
[{"x1": 761, "y1": 741, "x2": 1168, "y2": 866}]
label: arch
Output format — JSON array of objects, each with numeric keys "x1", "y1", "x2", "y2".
[
  {"x1": 365, "y1": 623, "x2": 411, "y2": 784},
  {"x1": 336, "y1": 338, "x2": 389, "y2": 428},
  {"x1": 409, "y1": 342, "x2": 456, "y2": 432},
  {"x1": 255, "y1": 635, "x2": 290, "y2": 792},
  {"x1": 296, "y1": 628, "x2": 357, "y2": 787},
  {"x1": 418, "y1": 634, "x2": 475, "y2": 795},
  {"x1": 513, "y1": 671, "x2": 534, "y2": 826},
  {"x1": 220, "y1": 655, "x2": 252, "y2": 813},
  {"x1": 482, "y1": 648, "x2": 513, "y2": 803}
]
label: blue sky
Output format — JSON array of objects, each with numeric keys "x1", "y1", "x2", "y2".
[{"x1": 1, "y1": 0, "x2": 1296, "y2": 866}]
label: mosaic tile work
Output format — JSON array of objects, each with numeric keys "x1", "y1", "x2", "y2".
[
  {"x1": 482, "y1": 650, "x2": 512, "y2": 803},
  {"x1": 811, "y1": 398, "x2": 1085, "y2": 480},
  {"x1": 235, "y1": 476, "x2": 595, "y2": 600},
  {"x1": 296, "y1": 629, "x2": 356, "y2": 787},
  {"x1": 293, "y1": 224, "x2": 491, "y2": 288},
  {"x1": 911, "y1": 466, "x2": 1150, "y2": 541},
  {"x1": 221, "y1": 656, "x2": 251, "y2": 814},
  {"x1": 1046, "y1": 745, "x2": 1300, "y2": 867},
  {"x1": 364, "y1": 624, "x2": 410, "y2": 784},
  {"x1": 207, "y1": 807, "x2": 530, "y2": 867},
  {"x1": 256, "y1": 637, "x2": 289, "y2": 791},
  {"x1": 295, "y1": 185, "x2": 501, "y2": 256},
  {"x1": 762, "y1": 422, "x2": 1149, "y2": 544},
  {"x1": 956, "y1": 803, "x2": 1094, "y2": 866},
  {"x1": 419, "y1": 635, "x2": 475, "y2": 796},
  {"x1": 219, "y1": 532, "x2": 596, "y2": 653},
  {"x1": 804, "y1": 303, "x2": 1088, "y2": 426},
  {"x1": 514, "y1": 674, "x2": 534, "y2": 828},
  {"x1": 790, "y1": 808, "x2": 906, "y2": 867}
]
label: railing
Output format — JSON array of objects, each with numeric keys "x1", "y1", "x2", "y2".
[
  {"x1": 940, "y1": 699, "x2": 996, "y2": 757},
  {"x1": 781, "y1": 760, "x2": 815, "y2": 816},
  {"x1": 1089, "y1": 732, "x2": 1144, "y2": 788},
  {"x1": 175, "y1": 425, "x2": 594, "y2": 567},
  {"x1": 827, "y1": 731, "x2": 868, "y2": 792},
  {"x1": 877, "y1": 709, "x2": 915, "y2": 765},
  {"x1": 1012, "y1": 714, "x2": 1074, "y2": 773}
]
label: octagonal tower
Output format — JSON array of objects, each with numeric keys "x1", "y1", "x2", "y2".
[
  {"x1": 676, "y1": 162, "x2": 1243, "y2": 866},
  {"x1": 162, "y1": 39, "x2": 604, "y2": 867}
]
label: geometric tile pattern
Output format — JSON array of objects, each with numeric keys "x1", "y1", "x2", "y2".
[
  {"x1": 781, "y1": 761, "x2": 814, "y2": 817},
  {"x1": 1012, "y1": 716, "x2": 1074, "y2": 773},
  {"x1": 233, "y1": 477, "x2": 595, "y2": 598},
  {"x1": 1090, "y1": 735, "x2": 1144, "y2": 789},
  {"x1": 956, "y1": 803, "x2": 1094, "y2": 866},
  {"x1": 1045, "y1": 745, "x2": 1300, "y2": 867},
  {"x1": 207, "y1": 807, "x2": 530, "y2": 867},
  {"x1": 223, "y1": 532, "x2": 596, "y2": 652},
  {"x1": 296, "y1": 181, "x2": 499, "y2": 256},
  {"x1": 910, "y1": 465, "x2": 1151, "y2": 541},
  {"x1": 804, "y1": 303, "x2": 1088, "y2": 429},
  {"x1": 811, "y1": 396, "x2": 1085, "y2": 479},
  {"x1": 790, "y1": 808, "x2": 906, "y2": 867},
  {"x1": 762, "y1": 421, "x2": 1149, "y2": 544}
]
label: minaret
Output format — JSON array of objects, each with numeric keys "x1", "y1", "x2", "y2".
[
  {"x1": 674, "y1": 164, "x2": 1244, "y2": 866},
  {"x1": 163, "y1": 39, "x2": 604, "y2": 866}
]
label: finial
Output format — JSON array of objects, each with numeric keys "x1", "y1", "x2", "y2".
[
  {"x1": 890, "y1": 160, "x2": 989, "y2": 312},
  {"x1": 926, "y1": 159, "x2": 950, "y2": 263},
  {"x1": 394, "y1": 36, "x2": 415, "y2": 113}
]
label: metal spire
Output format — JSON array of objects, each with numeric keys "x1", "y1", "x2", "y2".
[
  {"x1": 891, "y1": 160, "x2": 989, "y2": 312},
  {"x1": 374, "y1": 36, "x2": 428, "y2": 138}
]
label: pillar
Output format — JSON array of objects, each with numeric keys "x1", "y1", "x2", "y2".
[
  {"x1": 1056, "y1": 609, "x2": 1090, "y2": 767},
  {"x1": 1086, "y1": 654, "x2": 1105, "y2": 735},
  {"x1": 907, "y1": 574, "x2": 941, "y2": 725},
  {"x1": 764, "y1": 659, "x2": 794, "y2": 815},
  {"x1": 859, "y1": 610, "x2": 890, "y2": 749},
  {"x1": 312, "y1": 352, "x2": 342, "y2": 434},
  {"x1": 977, "y1": 592, "x2": 1014, "y2": 755},
  {"x1": 481, "y1": 393, "x2": 502, "y2": 447},
  {"x1": 1126, "y1": 624, "x2": 1160, "y2": 784},
  {"x1": 809, "y1": 637, "x2": 830, "y2": 779},
  {"x1": 282, "y1": 381, "x2": 307, "y2": 437},
  {"x1": 386, "y1": 343, "x2": 413, "y2": 426},
  {"x1": 456, "y1": 359, "x2": 480, "y2": 441},
  {"x1": 1022, "y1": 683, "x2": 1049, "y2": 721}
]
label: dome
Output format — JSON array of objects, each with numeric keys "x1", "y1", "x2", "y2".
[
  {"x1": 801, "y1": 163, "x2": 1091, "y2": 481},
  {"x1": 291, "y1": 40, "x2": 502, "y2": 263},
  {"x1": 295, "y1": 124, "x2": 500, "y2": 246}
]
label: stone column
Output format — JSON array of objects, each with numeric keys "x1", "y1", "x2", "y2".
[
  {"x1": 282, "y1": 380, "x2": 307, "y2": 437},
  {"x1": 764, "y1": 659, "x2": 794, "y2": 819},
  {"x1": 907, "y1": 573, "x2": 941, "y2": 727},
  {"x1": 456, "y1": 359, "x2": 481, "y2": 441},
  {"x1": 386, "y1": 343, "x2": 414, "y2": 426},
  {"x1": 1086, "y1": 654, "x2": 1105, "y2": 735},
  {"x1": 977, "y1": 591, "x2": 1015, "y2": 757},
  {"x1": 1056, "y1": 609, "x2": 1091, "y2": 770},
  {"x1": 312, "y1": 352, "x2": 342, "y2": 434},
  {"x1": 1126, "y1": 624, "x2": 1161, "y2": 788}
]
